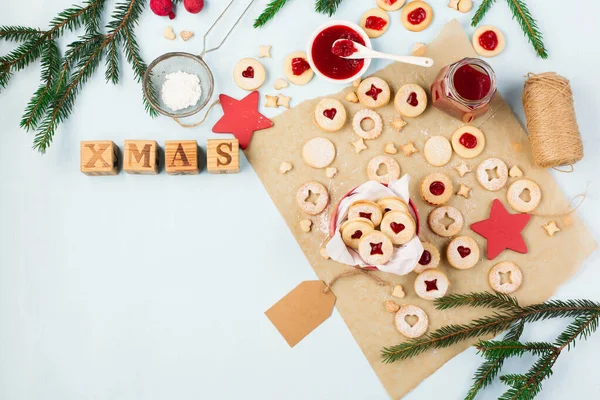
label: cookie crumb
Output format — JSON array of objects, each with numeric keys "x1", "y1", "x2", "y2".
[
  {"x1": 345, "y1": 92, "x2": 359, "y2": 103},
  {"x1": 512, "y1": 142, "x2": 523, "y2": 152},
  {"x1": 279, "y1": 161, "x2": 292, "y2": 174},
  {"x1": 457, "y1": 184, "x2": 472, "y2": 199},
  {"x1": 259, "y1": 45, "x2": 271, "y2": 58},
  {"x1": 543, "y1": 221, "x2": 561, "y2": 236},
  {"x1": 454, "y1": 162, "x2": 472, "y2": 177},
  {"x1": 326, "y1": 167, "x2": 338, "y2": 178},
  {"x1": 401, "y1": 142, "x2": 418, "y2": 157},
  {"x1": 277, "y1": 94, "x2": 291, "y2": 109},
  {"x1": 391, "y1": 117, "x2": 407, "y2": 132},
  {"x1": 265, "y1": 95, "x2": 278, "y2": 108},
  {"x1": 509, "y1": 165, "x2": 523, "y2": 178},
  {"x1": 163, "y1": 26, "x2": 176, "y2": 40},
  {"x1": 385, "y1": 300, "x2": 400, "y2": 313},
  {"x1": 412, "y1": 42, "x2": 427, "y2": 56},
  {"x1": 274, "y1": 78, "x2": 288, "y2": 90},
  {"x1": 300, "y1": 219, "x2": 313, "y2": 233},
  {"x1": 392, "y1": 285, "x2": 405, "y2": 299},
  {"x1": 385, "y1": 143, "x2": 397, "y2": 155},
  {"x1": 352, "y1": 137, "x2": 367, "y2": 154}
]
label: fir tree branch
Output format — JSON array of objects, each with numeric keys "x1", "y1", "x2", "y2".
[
  {"x1": 105, "y1": 40, "x2": 120, "y2": 85},
  {"x1": 436, "y1": 292, "x2": 522, "y2": 312},
  {"x1": 555, "y1": 312, "x2": 600, "y2": 351},
  {"x1": 477, "y1": 341, "x2": 556, "y2": 359},
  {"x1": 314, "y1": 0, "x2": 344, "y2": 16},
  {"x1": 122, "y1": 25, "x2": 158, "y2": 117},
  {"x1": 505, "y1": 0, "x2": 548, "y2": 59},
  {"x1": 0, "y1": 26, "x2": 44, "y2": 42},
  {"x1": 521, "y1": 299, "x2": 600, "y2": 323},
  {"x1": 47, "y1": 0, "x2": 106, "y2": 39},
  {"x1": 471, "y1": 0, "x2": 496, "y2": 27},
  {"x1": 254, "y1": 0, "x2": 291, "y2": 28}
]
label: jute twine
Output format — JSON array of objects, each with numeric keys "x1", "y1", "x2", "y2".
[
  {"x1": 173, "y1": 99, "x2": 221, "y2": 128},
  {"x1": 323, "y1": 267, "x2": 393, "y2": 294},
  {"x1": 522, "y1": 72, "x2": 583, "y2": 170}
]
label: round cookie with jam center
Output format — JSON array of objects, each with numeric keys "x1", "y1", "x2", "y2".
[
  {"x1": 394, "y1": 84, "x2": 428, "y2": 118},
  {"x1": 476, "y1": 158, "x2": 508, "y2": 192},
  {"x1": 401, "y1": 0, "x2": 433, "y2": 32},
  {"x1": 367, "y1": 155, "x2": 401, "y2": 185},
  {"x1": 414, "y1": 242, "x2": 440, "y2": 273},
  {"x1": 395, "y1": 304, "x2": 429, "y2": 338},
  {"x1": 357, "y1": 77, "x2": 391, "y2": 109},
  {"x1": 233, "y1": 58, "x2": 266, "y2": 91},
  {"x1": 420, "y1": 172, "x2": 453, "y2": 206},
  {"x1": 507, "y1": 179, "x2": 542, "y2": 213},
  {"x1": 348, "y1": 200, "x2": 383, "y2": 227},
  {"x1": 377, "y1": 0, "x2": 406, "y2": 11},
  {"x1": 451, "y1": 126, "x2": 486, "y2": 159},
  {"x1": 447, "y1": 236, "x2": 480, "y2": 270},
  {"x1": 314, "y1": 98, "x2": 347, "y2": 132},
  {"x1": 340, "y1": 217, "x2": 375, "y2": 250},
  {"x1": 360, "y1": 8, "x2": 390, "y2": 39},
  {"x1": 358, "y1": 231, "x2": 394, "y2": 265},
  {"x1": 296, "y1": 181, "x2": 329, "y2": 215},
  {"x1": 473, "y1": 26, "x2": 506, "y2": 57},
  {"x1": 352, "y1": 109, "x2": 383, "y2": 140},
  {"x1": 380, "y1": 211, "x2": 416, "y2": 245},
  {"x1": 377, "y1": 197, "x2": 409, "y2": 214},
  {"x1": 428, "y1": 206, "x2": 464, "y2": 237},
  {"x1": 284, "y1": 51, "x2": 314, "y2": 86},
  {"x1": 488, "y1": 261, "x2": 523, "y2": 294},
  {"x1": 424, "y1": 136, "x2": 453, "y2": 167},
  {"x1": 414, "y1": 268, "x2": 449, "y2": 300}
]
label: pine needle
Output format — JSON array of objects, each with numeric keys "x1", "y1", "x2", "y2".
[
  {"x1": 471, "y1": 0, "x2": 497, "y2": 26},
  {"x1": 314, "y1": 0, "x2": 343, "y2": 16},
  {"x1": 505, "y1": 0, "x2": 548, "y2": 59},
  {"x1": 253, "y1": 0, "x2": 291, "y2": 28}
]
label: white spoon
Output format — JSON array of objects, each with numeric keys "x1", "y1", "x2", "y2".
[{"x1": 332, "y1": 39, "x2": 434, "y2": 68}]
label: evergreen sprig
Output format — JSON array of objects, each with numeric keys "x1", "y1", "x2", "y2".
[
  {"x1": 381, "y1": 292, "x2": 600, "y2": 400},
  {"x1": 254, "y1": 0, "x2": 347, "y2": 28},
  {"x1": 471, "y1": 0, "x2": 496, "y2": 27},
  {"x1": 314, "y1": 0, "x2": 344, "y2": 17}
]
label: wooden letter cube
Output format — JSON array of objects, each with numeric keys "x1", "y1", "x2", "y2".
[
  {"x1": 123, "y1": 140, "x2": 159, "y2": 175},
  {"x1": 164, "y1": 140, "x2": 199, "y2": 175},
  {"x1": 207, "y1": 139, "x2": 240, "y2": 174},
  {"x1": 80, "y1": 141, "x2": 118, "y2": 176}
]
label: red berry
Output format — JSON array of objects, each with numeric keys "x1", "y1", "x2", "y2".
[
  {"x1": 150, "y1": 0, "x2": 174, "y2": 18},
  {"x1": 184, "y1": 0, "x2": 204, "y2": 14}
]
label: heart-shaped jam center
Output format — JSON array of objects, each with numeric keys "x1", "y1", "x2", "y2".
[
  {"x1": 351, "y1": 230, "x2": 363, "y2": 239},
  {"x1": 457, "y1": 246, "x2": 471, "y2": 258},
  {"x1": 291, "y1": 57, "x2": 310, "y2": 76},
  {"x1": 370, "y1": 242, "x2": 383, "y2": 255},
  {"x1": 323, "y1": 108, "x2": 337, "y2": 120},
  {"x1": 365, "y1": 84, "x2": 383, "y2": 101},
  {"x1": 418, "y1": 250, "x2": 431, "y2": 265},
  {"x1": 359, "y1": 212, "x2": 372, "y2": 220},
  {"x1": 365, "y1": 16, "x2": 387, "y2": 31},
  {"x1": 390, "y1": 222, "x2": 405, "y2": 234},
  {"x1": 425, "y1": 279, "x2": 438, "y2": 292},
  {"x1": 429, "y1": 181, "x2": 446, "y2": 196},
  {"x1": 459, "y1": 133, "x2": 478, "y2": 149},
  {"x1": 406, "y1": 92, "x2": 419, "y2": 107},
  {"x1": 242, "y1": 66, "x2": 255, "y2": 79}
]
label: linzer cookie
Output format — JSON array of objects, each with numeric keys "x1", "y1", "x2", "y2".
[
  {"x1": 296, "y1": 181, "x2": 329, "y2": 215},
  {"x1": 302, "y1": 137, "x2": 336, "y2": 169},
  {"x1": 472, "y1": 26, "x2": 505, "y2": 57},
  {"x1": 314, "y1": 98, "x2": 347, "y2": 132},
  {"x1": 394, "y1": 84, "x2": 428, "y2": 118},
  {"x1": 377, "y1": 197, "x2": 409, "y2": 214},
  {"x1": 395, "y1": 305, "x2": 429, "y2": 338},
  {"x1": 358, "y1": 231, "x2": 394, "y2": 265},
  {"x1": 476, "y1": 158, "x2": 508, "y2": 191},
  {"x1": 284, "y1": 51, "x2": 314, "y2": 85},
  {"x1": 414, "y1": 269, "x2": 449, "y2": 300},
  {"x1": 428, "y1": 206, "x2": 464, "y2": 237},
  {"x1": 507, "y1": 179, "x2": 542, "y2": 213},
  {"x1": 414, "y1": 242, "x2": 440, "y2": 273},
  {"x1": 424, "y1": 136, "x2": 452, "y2": 167},
  {"x1": 358, "y1": 77, "x2": 391, "y2": 109},
  {"x1": 367, "y1": 155, "x2": 401, "y2": 184},
  {"x1": 380, "y1": 211, "x2": 416, "y2": 245},
  {"x1": 401, "y1": 1, "x2": 433, "y2": 32},
  {"x1": 451, "y1": 126, "x2": 485, "y2": 159},
  {"x1": 447, "y1": 236, "x2": 480, "y2": 270},
  {"x1": 348, "y1": 200, "x2": 383, "y2": 227},
  {"x1": 341, "y1": 217, "x2": 375, "y2": 250},
  {"x1": 488, "y1": 261, "x2": 523, "y2": 294},
  {"x1": 233, "y1": 58, "x2": 266, "y2": 91},
  {"x1": 353, "y1": 109, "x2": 383, "y2": 140},
  {"x1": 420, "y1": 172, "x2": 453, "y2": 205}
]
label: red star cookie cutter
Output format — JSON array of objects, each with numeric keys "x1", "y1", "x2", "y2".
[
  {"x1": 212, "y1": 91, "x2": 273, "y2": 150},
  {"x1": 470, "y1": 199, "x2": 531, "y2": 260}
]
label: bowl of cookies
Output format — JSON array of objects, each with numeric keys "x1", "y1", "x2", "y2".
[{"x1": 326, "y1": 176, "x2": 423, "y2": 276}]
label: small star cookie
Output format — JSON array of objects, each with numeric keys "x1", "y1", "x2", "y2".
[
  {"x1": 543, "y1": 221, "x2": 561, "y2": 236},
  {"x1": 265, "y1": 95, "x2": 278, "y2": 108},
  {"x1": 401, "y1": 141, "x2": 418, "y2": 157},
  {"x1": 391, "y1": 117, "x2": 407, "y2": 132},
  {"x1": 454, "y1": 162, "x2": 472, "y2": 177},
  {"x1": 457, "y1": 184, "x2": 472, "y2": 199},
  {"x1": 352, "y1": 138, "x2": 367, "y2": 153},
  {"x1": 277, "y1": 94, "x2": 291, "y2": 109},
  {"x1": 259, "y1": 45, "x2": 271, "y2": 58}
]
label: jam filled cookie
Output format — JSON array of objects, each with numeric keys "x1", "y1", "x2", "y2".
[
  {"x1": 507, "y1": 179, "x2": 542, "y2": 213},
  {"x1": 348, "y1": 200, "x2": 383, "y2": 227},
  {"x1": 451, "y1": 126, "x2": 485, "y2": 159},
  {"x1": 358, "y1": 231, "x2": 394, "y2": 265},
  {"x1": 394, "y1": 84, "x2": 428, "y2": 118},
  {"x1": 424, "y1": 136, "x2": 453, "y2": 167},
  {"x1": 476, "y1": 158, "x2": 508, "y2": 192},
  {"x1": 395, "y1": 305, "x2": 429, "y2": 338},
  {"x1": 233, "y1": 58, "x2": 266, "y2": 91},
  {"x1": 296, "y1": 181, "x2": 329, "y2": 215},
  {"x1": 377, "y1": 197, "x2": 409, "y2": 214},
  {"x1": 360, "y1": 8, "x2": 390, "y2": 39},
  {"x1": 488, "y1": 261, "x2": 523, "y2": 294},
  {"x1": 314, "y1": 98, "x2": 347, "y2": 132},
  {"x1": 357, "y1": 77, "x2": 391, "y2": 109},
  {"x1": 284, "y1": 51, "x2": 314, "y2": 86},
  {"x1": 302, "y1": 137, "x2": 336, "y2": 169},
  {"x1": 381, "y1": 211, "x2": 416, "y2": 245},
  {"x1": 367, "y1": 155, "x2": 401, "y2": 185},
  {"x1": 377, "y1": 0, "x2": 406, "y2": 11},
  {"x1": 420, "y1": 172, "x2": 453, "y2": 206},
  {"x1": 472, "y1": 26, "x2": 506, "y2": 57},
  {"x1": 353, "y1": 109, "x2": 383, "y2": 140},
  {"x1": 447, "y1": 236, "x2": 480, "y2": 270},
  {"x1": 340, "y1": 217, "x2": 375, "y2": 250},
  {"x1": 414, "y1": 242, "x2": 440, "y2": 273},
  {"x1": 414, "y1": 269, "x2": 449, "y2": 300},
  {"x1": 401, "y1": 1, "x2": 434, "y2": 32},
  {"x1": 428, "y1": 206, "x2": 464, "y2": 237}
]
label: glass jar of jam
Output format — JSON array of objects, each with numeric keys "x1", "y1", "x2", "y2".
[{"x1": 430, "y1": 57, "x2": 497, "y2": 123}]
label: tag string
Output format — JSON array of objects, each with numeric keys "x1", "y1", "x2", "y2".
[
  {"x1": 323, "y1": 267, "x2": 393, "y2": 294},
  {"x1": 531, "y1": 192, "x2": 587, "y2": 218},
  {"x1": 173, "y1": 99, "x2": 220, "y2": 128}
]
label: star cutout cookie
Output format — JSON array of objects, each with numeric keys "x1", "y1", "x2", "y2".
[
  {"x1": 352, "y1": 138, "x2": 367, "y2": 153},
  {"x1": 543, "y1": 221, "x2": 561, "y2": 236},
  {"x1": 265, "y1": 95, "x2": 278, "y2": 108},
  {"x1": 391, "y1": 117, "x2": 407, "y2": 132},
  {"x1": 401, "y1": 142, "x2": 418, "y2": 157},
  {"x1": 259, "y1": 45, "x2": 271, "y2": 58},
  {"x1": 454, "y1": 162, "x2": 472, "y2": 177},
  {"x1": 277, "y1": 94, "x2": 291, "y2": 109},
  {"x1": 457, "y1": 184, "x2": 472, "y2": 198}
]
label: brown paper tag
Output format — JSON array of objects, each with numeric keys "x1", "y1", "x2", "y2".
[{"x1": 265, "y1": 280, "x2": 336, "y2": 347}]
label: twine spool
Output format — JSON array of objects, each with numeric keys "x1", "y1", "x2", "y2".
[{"x1": 522, "y1": 72, "x2": 583, "y2": 169}]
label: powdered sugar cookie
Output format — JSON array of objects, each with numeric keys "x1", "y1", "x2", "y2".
[
  {"x1": 233, "y1": 58, "x2": 266, "y2": 91},
  {"x1": 353, "y1": 109, "x2": 383, "y2": 140},
  {"x1": 302, "y1": 137, "x2": 336, "y2": 169},
  {"x1": 488, "y1": 261, "x2": 523, "y2": 294},
  {"x1": 381, "y1": 211, "x2": 416, "y2": 245},
  {"x1": 424, "y1": 136, "x2": 452, "y2": 167},
  {"x1": 401, "y1": 1, "x2": 433, "y2": 32},
  {"x1": 428, "y1": 206, "x2": 464, "y2": 237},
  {"x1": 296, "y1": 181, "x2": 329, "y2": 215},
  {"x1": 358, "y1": 231, "x2": 394, "y2": 265},
  {"x1": 447, "y1": 236, "x2": 480, "y2": 270},
  {"x1": 414, "y1": 242, "x2": 440, "y2": 273},
  {"x1": 476, "y1": 158, "x2": 508, "y2": 192},
  {"x1": 377, "y1": 197, "x2": 409, "y2": 214},
  {"x1": 348, "y1": 200, "x2": 383, "y2": 227},
  {"x1": 473, "y1": 26, "x2": 505, "y2": 57},
  {"x1": 357, "y1": 77, "x2": 391, "y2": 109},
  {"x1": 451, "y1": 126, "x2": 485, "y2": 159},
  {"x1": 284, "y1": 51, "x2": 314, "y2": 86},
  {"x1": 314, "y1": 98, "x2": 347, "y2": 132},
  {"x1": 367, "y1": 155, "x2": 401, "y2": 185},
  {"x1": 414, "y1": 269, "x2": 449, "y2": 300},
  {"x1": 420, "y1": 173, "x2": 453, "y2": 206},
  {"x1": 377, "y1": 0, "x2": 406, "y2": 11},
  {"x1": 394, "y1": 84, "x2": 427, "y2": 117},
  {"x1": 507, "y1": 179, "x2": 542, "y2": 213},
  {"x1": 395, "y1": 305, "x2": 429, "y2": 338},
  {"x1": 340, "y1": 217, "x2": 375, "y2": 250},
  {"x1": 360, "y1": 8, "x2": 390, "y2": 39}
]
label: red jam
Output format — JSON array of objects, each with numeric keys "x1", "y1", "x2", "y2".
[
  {"x1": 407, "y1": 92, "x2": 419, "y2": 107},
  {"x1": 365, "y1": 16, "x2": 387, "y2": 31},
  {"x1": 242, "y1": 66, "x2": 254, "y2": 79},
  {"x1": 351, "y1": 230, "x2": 363, "y2": 239},
  {"x1": 365, "y1": 84, "x2": 383, "y2": 101},
  {"x1": 291, "y1": 58, "x2": 311, "y2": 76},
  {"x1": 331, "y1": 39, "x2": 357, "y2": 57},
  {"x1": 323, "y1": 108, "x2": 337, "y2": 120},
  {"x1": 429, "y1": 181, "x2": 445, "y2": 196},
  {"x1": 454, "y1": 64, "x2": 492, "y2": 101},
  {"x1": 407, "y1": 7, "x2": 427, "y2": 25},
  {"x1": 359, "y1": 212, "x2": 372, "y2": 220},
  {"x1": 385, "y1": 0, "x2": 398, "y2": 4},
  {"x1": 457, "y1": 246, "x2": 471, "y2": 258},
  {"x1": 419, "y1": 250, "x2": 431, "y2": 265},
  {"x1": 425, "y1": 279, "x2": 438, "y2": 292},
  {"x1": 370, "y1": 242, "x2": 383, "y2": 255},
  {"x1": 311, "y1": 25, "x2": 366, "y2": 80},
  {"x1": 390, "y1": 222, "x2": 405, "y2": 234},
  {"x1": 459, "y1": 133, "x2": 478, "y2": 149},
  {"x1": 479, "y1": 30, "x2": 499, "y2": 51}
]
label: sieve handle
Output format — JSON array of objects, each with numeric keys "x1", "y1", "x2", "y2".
[{"x1": 200, "y1": 0, "x2": 257, "y2": 57}]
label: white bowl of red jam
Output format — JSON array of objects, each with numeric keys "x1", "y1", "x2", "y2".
[{"x1": 307, "y1": 21, "x2": 372, "y2": 84}]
